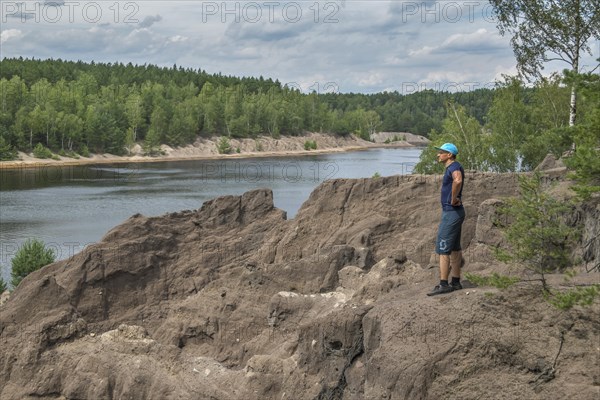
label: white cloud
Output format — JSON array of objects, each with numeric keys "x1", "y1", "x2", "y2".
[
  {"x1": 492, "y1": 65, "x2": 519, "y2": 82},
  {"x1": 424, "y1": 70, "x2": 480, "y2": 84},
  {"x1": 440, "y1": 28, "x2": 508, "y2": 53},
  {"x1": 408, "y1": 46, "x2": 436, "y2": 57},
  {"x1": 409, "y1": 28, "x2": 508, "y2": 58},
  {"x1": 1, "y1": 1, "x2": 597, "y2": 93},
  {"x1": 1, "y1": 29, "x2": 23, "y2": 44},
  {"x1": 358, "y1": 73, "x2": 384, "y2": 87},
  {"x1": 169, "y1": 35, "x2": 188, "y2": 43}
]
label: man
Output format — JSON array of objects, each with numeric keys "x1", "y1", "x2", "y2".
[{"x1": 427, "y1": 143, "x2": 465, "y2": 296}]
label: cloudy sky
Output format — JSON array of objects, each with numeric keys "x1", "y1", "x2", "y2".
[{"x1": 1, "y1": 1, "x2": 598, "y2": 93}]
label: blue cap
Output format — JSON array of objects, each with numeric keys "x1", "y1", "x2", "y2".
[{"x1": 435, "y1": 143, "x2": 458, "y2": 155}]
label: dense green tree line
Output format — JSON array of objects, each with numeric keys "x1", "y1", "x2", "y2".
[
  {"x1": 0, "y1": 58, "x2": 496, "y2": 159},
  {"x1": 5, "y1": 58, "x2": 593, "y2": 174},
  {"x1": 0, "y1": 57, "x2": 280, "y2": 91},
  {"x1": 320, "y1": 88, "x2": 494, "y2": 133}
]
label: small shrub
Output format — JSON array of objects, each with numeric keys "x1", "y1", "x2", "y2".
[
  {"x1": 51, "y1": 154, "x2": 61, "y2": 160},
  {"x1": 464, "y1": 272, "x2": 520, "y2": 289},
  {"x1": 372, "y1": 172, "x2": 381, "y2": 178},
  {"x1": 255, "y1": 140, "x2": 264, "y2": 152},
  {"x1": 217, "y1": 137, "x2": 232, "y2": 154},
  {"x1": 11, "y1": 239, "x2": 56, "y2": 288},
  {"x1": 0, "y1": 277, "x2": 6, "y2": 293},
  {"x1": 547, "y1": 285, "x2": 600, "y2": 310},
  {"x1": 236, "y1": 147, "x2": 241, "y2": 154},
  {"x1": 143, "y1": 146, "x2": 166, "y2": 157},
  {"x1": 388, "y1": 134, "x2": 406, "y2": 142},
  {"x1": 79, "y1": 145, "x2": 90, "y2": 157},
  {"x1": 304, "y1": 140, "x2": 317, "y2": 150},
  {"x1": 33, "y1": 143, "x2": 53, "y2": 159},
  {"x1": 0, "y1": 136, "x2": 17, "y2": 161},
  {"x1": 57, "y1": 150, "x2": 80, "y2": 159}
]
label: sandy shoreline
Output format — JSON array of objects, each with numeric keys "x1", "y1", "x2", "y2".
[{"x1": 0, "y1": 133, "x2": 422, "y2": 170}]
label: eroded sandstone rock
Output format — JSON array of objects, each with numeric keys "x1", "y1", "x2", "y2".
[{"x1": 1, "y1": 171, "x2": 598, "y2": 400}]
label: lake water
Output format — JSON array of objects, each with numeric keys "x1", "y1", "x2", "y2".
[{"x1": 0, "y1": 148, "x2": 422, "y2": 280}]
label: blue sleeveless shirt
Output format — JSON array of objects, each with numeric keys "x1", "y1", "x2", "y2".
[{"x1": 441, "y1": 161, "x2": 464, "y2": 211}]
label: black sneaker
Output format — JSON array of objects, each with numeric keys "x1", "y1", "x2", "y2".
[
  {"x1": 451, "y1": 281, "x2": 463, "y2": 290},
  {"x1": 427, "y1": 284, "x2": 454, "y2": 296}
]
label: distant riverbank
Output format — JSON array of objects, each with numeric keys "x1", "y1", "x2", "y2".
[{"x1": 0, "y1": 132, "x2": 427, "y2": 170}]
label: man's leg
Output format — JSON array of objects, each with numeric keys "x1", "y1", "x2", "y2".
[
  {"x1": 450, "y1": 250, "x2": 462, "y2": 278},
  {"x1": 450, "y1": 250, "x2": 463, "y2": 289},
  {"x1": 428, "y1": 211, "x2": 455, "y2": 296},
  {"x1": 448, "y1": 209, "x2": 465, "y2": 289},
  {"x1": 427, "y1": 253, "x2": 453, "y2": 296},
  {"x1": 439, "y1": 254, "x2": 451, "y2": 281}
]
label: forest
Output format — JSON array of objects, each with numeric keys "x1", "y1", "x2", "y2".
[
  {"x1": 0, "y1": 57, "x2": 492, "y2": 158},
  {"x1": 0, "y1": 57, "x2": 597, "y2": 179}
]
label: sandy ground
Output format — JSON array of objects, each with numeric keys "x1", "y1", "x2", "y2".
[{"x1": 0, "y1": 133, "x2": 422, "y2": 170}]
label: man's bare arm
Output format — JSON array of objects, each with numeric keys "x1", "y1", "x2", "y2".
[{"x1": 451, "y1": 170, "x2": 463, "y2": 206}]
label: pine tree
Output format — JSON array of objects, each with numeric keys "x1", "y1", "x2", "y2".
[
  {"x1": 11, "y1": 239, "x2": 56, "y2": 288},
  {"x1": 495, "y1": 173, "x2": 580, "y2": 290}
]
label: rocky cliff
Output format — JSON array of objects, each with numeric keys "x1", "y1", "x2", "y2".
[{"x1": 0, "y1": 170, "x2": 598, "y2": 400}]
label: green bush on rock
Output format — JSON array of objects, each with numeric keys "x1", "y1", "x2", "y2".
[{"x1": 11, "y1": 239, "x2": 56, "y2": 288}]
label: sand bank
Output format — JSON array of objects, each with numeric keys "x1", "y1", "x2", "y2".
[{"x1": 0, "y1": 133, "x2": 423, "y2": 170}]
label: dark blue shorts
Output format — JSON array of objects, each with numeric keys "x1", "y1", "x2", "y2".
[{"x1": 435, "y1": 208, "x2": 466, "y2": 255}]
